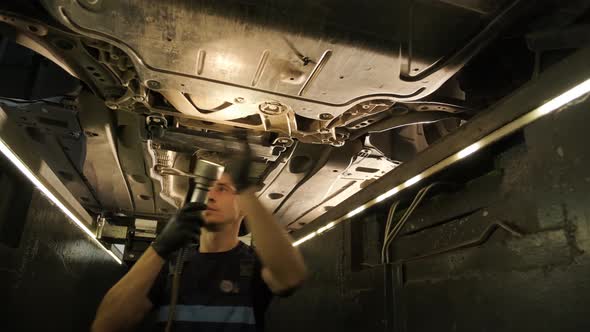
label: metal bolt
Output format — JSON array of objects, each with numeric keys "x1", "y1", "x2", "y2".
[
  {"x1": 234, "y1": 97, "x2": 245, "y2": 103},
  {"x1": 319, "y1": 113, "x2": 333, "y2": 120},
  {"x1": 259, "y1": 101, "x2": 285, "y2": 115},
  {"x1": 133, "y1": 95, "x2": 146, "y2": 102},
  {"x1": 362, "y1": 104, "x2": 371, "y2": 110},
  {"x1": 147, "y1": 80, "x2": 161, "y2": 90}
]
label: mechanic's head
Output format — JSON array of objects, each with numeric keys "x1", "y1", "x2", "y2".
[{"x1": 202, "y1": 173, "x2": 243, "y2": 232}]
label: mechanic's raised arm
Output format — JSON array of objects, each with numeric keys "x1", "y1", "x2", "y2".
[
  {"x1": 91, "y1": 247, "x2": 162, "y2": 332},
  {"x1": 226, "y1": 140, "x2": 307, "y2": 294},
  {"x1": 237, "y1": 190, "x2": 307, "y2": 294}
]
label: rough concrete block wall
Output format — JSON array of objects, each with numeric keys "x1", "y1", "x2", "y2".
[
  {"x1": 268, "y1": 225, "x2": 349, "y2": 331},
  {"x1": 0, "y1": 190, "x2": 126, "y2": 331},
  {"x1": 267, "y1": 101, "x2": 590, "y2": 332}
]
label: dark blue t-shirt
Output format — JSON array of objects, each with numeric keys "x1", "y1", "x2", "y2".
[{"x1": 147, "y1": 242, "x2": 273, "y2": 331}]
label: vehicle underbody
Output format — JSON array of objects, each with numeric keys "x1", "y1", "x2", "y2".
[{"x1": 0, "y1": 0, "x2": 585, "y2": 232}]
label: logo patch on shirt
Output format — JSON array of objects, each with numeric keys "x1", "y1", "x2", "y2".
[
  {"x1": 240, "y1": 259, "x2": 255, "y2": 277},
  {"x1": 219, "y1": 280, "x2": 239, "y2": 293}
]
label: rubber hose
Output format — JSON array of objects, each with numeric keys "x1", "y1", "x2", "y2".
[{"x1": 165, "y1": 247, "x2": 189, "y2": 332}]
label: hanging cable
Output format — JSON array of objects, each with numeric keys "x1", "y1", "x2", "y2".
[
  {"x1": 386, "y1": 183, "x2": 437, "y2": 263},
  {"x1": 382, "y1": 183, "x2": 438, "y2": 263},
  {"x1": 166, "y1": 247, "x2": 192, "y2": 332},
  {"x1": 381, "y1": 201, "x2": 399, "y2": 264},
  {"x1": 381, "y1": 190, "x2": 424, "y2": 264},
  {"x1": 387, "y1": 185, "x2": 431, "y2": 243},
  {"x1": 385, "y1": 189, "x2": 428, "y2": 263}
]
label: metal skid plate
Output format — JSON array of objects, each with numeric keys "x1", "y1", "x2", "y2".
[
  {"x1": 40, "y1": 0, "x2": 518, "y2": 122},
  {"x1": 0, "y1": 102, "x2": 96, "y2": 234},
  {"x1": 0, "y1": 97, "x2": 102, "y2": 209},
  {"x1": 257, "y1": 141, "x2": 399, "y2": 230}
]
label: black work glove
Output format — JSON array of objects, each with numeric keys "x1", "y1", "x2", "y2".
[
  {"x1": 151, "y1": 202, "x2": 205, "y2": 259},
  {"x1": 224, "y1": 136, "x2": 254, "y2": 193}
]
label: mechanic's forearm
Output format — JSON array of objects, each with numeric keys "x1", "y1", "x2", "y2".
[
  {"x1": 237, "y1": 191, "x2": 307, "y2": 288},
  {"x1": 91, "y1": 247, "x2": 165, "y2": 332}
]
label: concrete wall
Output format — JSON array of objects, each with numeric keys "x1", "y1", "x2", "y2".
[
  {"x1": 267, "y1": 100, "x2": 590, "y2": 332},
  {"x1": 0, "y1": 188, "x2": 126, "y2": 331}
]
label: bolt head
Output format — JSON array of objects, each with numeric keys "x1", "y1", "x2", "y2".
[
  {"x1": 259, "y1": 101, "x2": 285, "y2": 115},
  {"x1": 147, "y1": 80, "x2": 161, "y2": 89},
  {"x1": 234, "y1": 97, "x2": 245, "y2": 103},
  {"x1": 319, "y1": 113, "x2": 333, "y2": 120}
]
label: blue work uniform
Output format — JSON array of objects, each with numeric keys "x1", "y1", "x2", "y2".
[{"x1": 147, "y1": 242, "x2": 274, "y2": 331}]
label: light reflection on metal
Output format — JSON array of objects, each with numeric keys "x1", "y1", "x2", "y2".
[
  {"x1": 0, "y1": 138, "x2": 122, "y2": 264},
  {"x1": 457, "y1": 142, "x2": 482, "y2": 159},
  {"x1": 536, "y1": 78, "x2": 590, "y2": 115},
  {"x1": 404, "y1": 175, "x2": 422, "y2": 187},
  {"x1": 297, "y1": 49, "x2": 333, "y2": 97},
  {"x1": 376, "y1": 187, "x2": 400, "y2": 203},
  {"x1": 346, "y1": 206, "x2": 365, "y2": 218},
  {"x1": 292, "y1": 231, "x2": 317, "y2": 246},
  {"x1": 316, "y1": 221, "x2": 335, "y2": 234}
]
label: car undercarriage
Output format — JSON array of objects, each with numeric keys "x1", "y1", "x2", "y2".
[{"x1": 0, "y1": 0, "x2": 584, "y2": 234}]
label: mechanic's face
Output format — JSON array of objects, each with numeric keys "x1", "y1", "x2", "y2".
[{"x1": 203, "y1": 173, "x2": 241, "y2": 228}]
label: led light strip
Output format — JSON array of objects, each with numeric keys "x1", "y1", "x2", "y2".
[
  {"x1": 0, "y1": 139, "x2": 122, "y2": 264},
  {"x1": 293, "y1": 77, "x2": 590, "y2": 247}
]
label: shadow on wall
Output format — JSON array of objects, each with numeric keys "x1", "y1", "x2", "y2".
[{"x1": 0, "y1": 189, "x2": 126, "y2": 331}]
